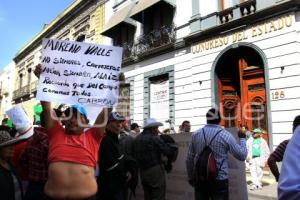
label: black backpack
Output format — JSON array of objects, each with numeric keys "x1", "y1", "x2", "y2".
[{"x1": 193, "y1": 129, "x2": 223, "y2": 184}]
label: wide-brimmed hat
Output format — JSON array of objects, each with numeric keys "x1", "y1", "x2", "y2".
[
  {"x1": 6, "y1": 106, "x2": 34, "y2": 143},
  {"x1": 253, "y1": 128, "x2": 263, "y2": 134},
  {"x1": 0, "y1": 125, "x2": 28, "y2": 148},
  {"x1": 143, "y1": 118, "x2": 163, "y2": 129},
  {"x1": 14, "y1": 125, "x2": 34, "y2": 141}
]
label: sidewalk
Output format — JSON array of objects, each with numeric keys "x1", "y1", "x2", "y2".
[{"x1": 247, "y1": 172, "x2": 277, "y2": 200}]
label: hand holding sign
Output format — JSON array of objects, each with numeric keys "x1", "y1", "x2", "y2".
[
  {"x1": 34, "y1": 64, "x2": 42, "y2": 78},
  {"x1": 36, "y1": 39, "x2": 123, "y2": 108}
]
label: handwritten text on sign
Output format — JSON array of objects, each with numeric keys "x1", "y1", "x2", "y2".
[{"x1": 37, "y1": 39, "x2": 123, "y2": 107}]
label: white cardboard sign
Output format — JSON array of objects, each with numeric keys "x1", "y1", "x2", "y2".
[
  {"x1": 6, "y1": 106, "x2": 32, "y2": 128},
  {"x1": 37, "y1": 38, "x2": 123, "y2": 107}
]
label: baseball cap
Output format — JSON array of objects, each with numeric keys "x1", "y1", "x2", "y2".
[
  {"x1": 253, "y1": 128, "x2": 263, "y2": 134},
  {"x1": 108, "y1": 112, "x2": 125, "y2": 122},
  {"x1": 131, "y1": 123, "x2": 140, "y2": 130},
  {"x1": 71, "y1": 104, "x2": 87, "y2": 117},
  {"x1": 64, "y1": 104, "x2": 88, "y2": 119}
]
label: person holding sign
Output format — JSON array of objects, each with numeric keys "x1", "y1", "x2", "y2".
[{"x1": 34, "y1": 64, "x2": 119, "y2": 200}]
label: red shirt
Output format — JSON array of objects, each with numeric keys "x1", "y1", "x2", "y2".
[{"x1": 48, "y1": 121, "x2": 103, "y2": 167}]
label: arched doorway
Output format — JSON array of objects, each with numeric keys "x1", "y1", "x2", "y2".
[{"x1": 214, "y1": 45, "x2": 269, "y2": 142}]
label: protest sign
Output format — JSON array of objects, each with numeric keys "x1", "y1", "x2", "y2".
[
  {"x1": 37, "y1": 38, "x2": 123, "y2": 108},
  {"x1": 6, "y1": 106, "x2": 32, "y2": 128}
]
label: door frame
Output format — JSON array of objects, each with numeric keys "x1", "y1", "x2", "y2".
[{"x1": 211, "y1": 42, "x2": 273, "y2": 149}]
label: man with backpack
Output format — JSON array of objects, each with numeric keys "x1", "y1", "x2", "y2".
[{"x1": 186, "y1": 108, "x2": 247, "y2": 200}]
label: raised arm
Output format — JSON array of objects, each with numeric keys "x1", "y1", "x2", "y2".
[
  {"x1": 34, "y1": 64, "x2": 56, "y2": 129},
  {"x1": 227, "y1": 130, "x2": 248, "y2": 161},
  {"x1": 94, "y1": 107, "x2": 112, "y2": 135}
]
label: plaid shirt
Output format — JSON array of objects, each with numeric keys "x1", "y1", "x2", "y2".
[
  {"x1": 19, "y1": 127, "x2": 48, "y2": 183},
  {"x1": 186, "y1": 124, "x2": 247, "y2": 180}
]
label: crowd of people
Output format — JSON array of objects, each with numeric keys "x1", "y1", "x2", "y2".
[{"x1": 0, "y1": 64, "x2": 300, "y2": 200}]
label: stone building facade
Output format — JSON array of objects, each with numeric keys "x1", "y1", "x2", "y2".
[
  {"x1": 101, "y1": 0, "x2": 300, "y2": 150},
  {"x1": 12, "y1": 0, "x2": 106, "y2": 120},
  {"x1": 0, "y1": 61, "x2": 15, "y2": 120}
]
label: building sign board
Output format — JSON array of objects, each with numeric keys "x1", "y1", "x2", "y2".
[
  {"x1": 191, "y1": 15, "x2": 293, "y2": 54},
  {"x1": 150, "y1": 80, "x2": 169, "y2": 127}
]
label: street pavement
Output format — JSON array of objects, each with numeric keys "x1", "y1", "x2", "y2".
[{"x1": 247, "y1": 171, "x2": 277, "y2": 200}]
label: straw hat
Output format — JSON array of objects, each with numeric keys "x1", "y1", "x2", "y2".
[
  {"x1": 14, "y1": 124, "x2": 34, "y2": 141},
  {"x1": 143, "y1": 118, "x2": 163, "y2": 129},
  {"x1": 0, "y1": 125, "x2": 27, "y2": 148}
]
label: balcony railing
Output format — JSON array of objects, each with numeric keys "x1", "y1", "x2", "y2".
[
  {"x1": 218, "y1": 0, "x2": 256, "y2": 24},
  {"x1": 13, "y1": 85, "x2": 30, "y2": 100},
  {"x1": 240, "y1": 0, "x2": 256, "y2": 17},
  {"x1": 219, "y1": 8, "x2": 234, "y2": 24},
  {"x1": 121, "y1": 24, "x2": 176, "y2": 60},
  {"x1": 30, "y1": 81, "x2": 38, "y2": 92}
]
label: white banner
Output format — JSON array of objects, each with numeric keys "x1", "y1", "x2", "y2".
[
  {"x1": 37, "y1": 39, "x2": 123, "y2": 108},
  {"x1": 150, "y1": 80, "x2": 169, "y2": 128}
]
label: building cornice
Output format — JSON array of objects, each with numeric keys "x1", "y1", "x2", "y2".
[
  {"x1": 124, "y1": 0, "x2": 300, "y2": 67},
  {"x1": 184, "y1": 0, "x2": 300, "y2": 44},
  {"x1": 13, "y1": 0, "x2": 97, "y2": 63}
]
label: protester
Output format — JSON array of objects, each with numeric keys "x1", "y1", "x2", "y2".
[
  {"x1": 278, "y1": 115, "x2": 300, "y2": 200},
  {"x1": 133, "y1": 118, "x2": 173, "y2": 200},
  {"x1": 8, "y1": 109, "x2": 35, "y2": 192},
  {"x1": 186, "y1": 108, "x2": 247, "y2": 200},
  {"x1": 97, "y1": 112, "x2": 136, "y2": 200},
  {"x1": 19, "y1": 110, "x2": 49, "y2": 200},
  {"x1": 130, "y1": 123, "x2": 140, "y2": 138},
  {"x1": 241, "y1": 125, "x2": 252, "y2": 140},
  {"x1": 1, "y1": 118, "x2": 8, "y2": 126},
  {"x1": 246, "y1": 128, "x2": 270, "y2": 190},
  {"x1": 0, "y1": 125, "x2": 24, "y2": 200},
  {"x1": 34, "y1": 64, "x2": 113, "y2": 200},
  {"x1": 119, "y1": 118, "x2": 135, "y2": 161},
  {"x1": 179, "y1": 120, "x2": 191, "y2": 133},
  {"x1": 119, "y1": 119, "x2": 139, "y2": 200},
  {"x1": 267, "y1": 139, "x2": 289, "y2": 182}
]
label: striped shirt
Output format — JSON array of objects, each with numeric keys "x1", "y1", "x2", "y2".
[
  {"x1": 267, "y1": 139, "x2": 289, "y2": 181},
  {"x1": 186, "y1": 124, "x2": 247, "y2": 180}
]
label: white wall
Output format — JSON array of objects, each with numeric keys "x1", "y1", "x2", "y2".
[
  {"x1": 199, "y1": 0, "x2": 218, "y2": 16},
  {"x1": 0, "y1": 61, "x2": 15, "y2": 120}
]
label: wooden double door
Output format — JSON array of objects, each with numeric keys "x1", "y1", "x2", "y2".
[{"x1": 217, "y1": 53, "x2": 268, "y2": 140}]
